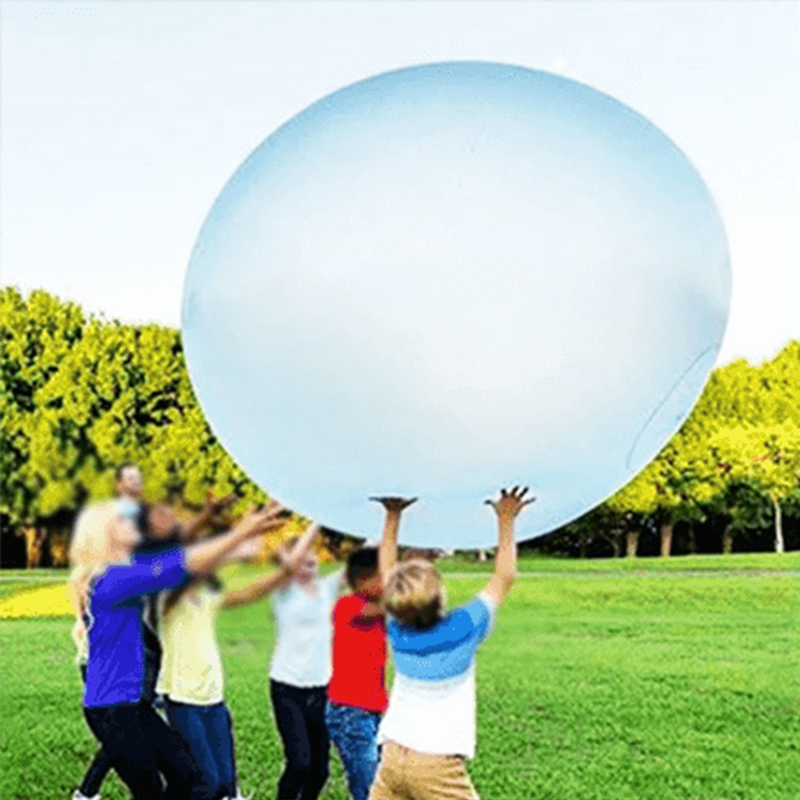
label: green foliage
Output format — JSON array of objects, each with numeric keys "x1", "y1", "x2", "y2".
[
  {"x1": 607, "y1": 341, "x2": 800, "y2": 552},
  {"x1": 1, "y1": 287, "x2": 265, "y2": 528},
  {"x1": 711, "y1": 477, "x2": 773, "y2": 533}
]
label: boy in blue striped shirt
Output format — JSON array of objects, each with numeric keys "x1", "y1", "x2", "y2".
[{"x1": 369, "y1": 487, "x2": 533, "y2": 800}]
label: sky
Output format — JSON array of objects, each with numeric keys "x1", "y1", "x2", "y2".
[{"x1": 2, "y1": 1, "x2": 799, "y2": 369}]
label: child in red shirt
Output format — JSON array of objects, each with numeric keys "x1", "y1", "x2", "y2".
[{"x1": 326, "y1": 545, "x2": 388, "y2": 800}]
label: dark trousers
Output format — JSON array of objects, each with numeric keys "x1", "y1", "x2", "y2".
[
  {"x1": 79, "y1": 644, "x2": 161, "y2": 797},
  {"x1": 84, "y1": 703, "x2": 214, "y2": 800},
  {"x1": 79, "y1": 745, "x2": 114, "y2": 798},
  {"x1": 164, "y1": 698, "x2": 237, "y2": 800},
  {"x1": 270, "y1": 680, "x2": 330, "y2": 800},
  {"x1": 78, "y1": 664, "x2": 114, "y2": 797}
]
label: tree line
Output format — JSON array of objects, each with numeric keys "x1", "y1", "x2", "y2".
[{"x1": 1, "y1": 287, "x2": 798, "y2": 566}]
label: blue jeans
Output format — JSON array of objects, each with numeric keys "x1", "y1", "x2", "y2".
[
  {"x1": 325, "y1": 701, "x2": 381, "y2": 800},
  {"x1": 165, "y1": 699, "x2": 237, "y2": 800}
]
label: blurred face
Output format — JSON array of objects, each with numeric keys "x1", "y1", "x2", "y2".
[
  {"x1": 148, "y1": 505, "x2": 181, "y2": 541},
  {"x1": 115, "y1": 466, "x2": 143, "y2": 500},
  {"x1": 295, "y1": 551, "x2": 319, "y2": 584},
  {"x1": 108, "y1": 516, "x2": 141, "y2": 557}
]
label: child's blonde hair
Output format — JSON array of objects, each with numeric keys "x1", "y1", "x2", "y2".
[
  {"x1": 68, "y1": 502, "x2": 132, "y2": 662},
  {"x1": 384, "y1": 559, "x2": 445, "y2": 629}
]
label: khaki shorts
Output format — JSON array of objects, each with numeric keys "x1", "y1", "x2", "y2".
[{"x1": 368, "y1": 740, "x2": 479, "y2": 800}]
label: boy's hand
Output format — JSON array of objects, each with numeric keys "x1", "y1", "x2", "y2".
[
  {"x1": 369, "y1": 496, "x2": 418, "y2": 514},
  {"x1": 485, "y1": 486, "x2": 535, "y2": 519}
]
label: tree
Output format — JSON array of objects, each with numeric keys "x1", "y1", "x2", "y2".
[
  {"x1": 709, "y1": 477, "x2": 773, "y2": 554},
  {"x1": 1, "y1": 287, "x2": 86, "y2": 526},
  {"x1": 1, "y1": 289, "x2": 271, "y2": 565},
  {"x1": 708, "y1": 423, "x2": 799, "y2": 553}
]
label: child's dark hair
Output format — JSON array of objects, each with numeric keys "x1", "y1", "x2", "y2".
[{"x1": 346, "y1": 547, "x2": 379, "y2": 590}]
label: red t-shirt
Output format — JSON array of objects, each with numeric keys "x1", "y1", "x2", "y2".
[{"x1": 327, "y1": 593, "x2": 388, "y2": 713}]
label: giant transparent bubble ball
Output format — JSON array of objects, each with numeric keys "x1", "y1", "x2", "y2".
[{"x1": 182, "y1": 62, "x2": 730, "y2": 548}]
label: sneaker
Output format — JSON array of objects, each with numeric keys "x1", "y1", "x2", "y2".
[{"x1": 72, "y1": 792, "x2": 100, "y2": 800}]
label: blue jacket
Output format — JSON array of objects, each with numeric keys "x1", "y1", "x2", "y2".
[{"x1": 83, "y1": 547, "x2": 189, "y2": 708}]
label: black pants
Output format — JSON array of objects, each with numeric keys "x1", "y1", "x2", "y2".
[
  {"x1": 270, "y1": 680, "x2": 330, "y2": 800},
  {"x1": 79, "y1": 642, "x2": 161, "y2": 796},
  {"x1": 84, "y1": 703, "x2": 214, "y2": 800},
  {"x1": 79, "y1": 745, "x2": 114, "y2": 798},
  {"x1": 78, "y1": 665, "x2": 115, "y2": 796}
]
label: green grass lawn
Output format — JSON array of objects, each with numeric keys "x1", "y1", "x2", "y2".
[
  {"x1": 439, "y1": 551, "x2": 800, "y2": 574},
  {"x1": 1, "y1": 555, "x2": 798, "y2": 799}
]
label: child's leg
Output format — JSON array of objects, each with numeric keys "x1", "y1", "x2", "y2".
[
  {"x1": 326, "y1": 702, "x2": 380, "y2": 800},
  {"x1": 270, "y1": 680, "x2": 317, "y2": 799},
  {"x1": 83, "y1": 705, "x2": 165, "y2": 800},
  {"x1": 404, "y1": 747, "x2": 478, "y2": 800},
  {"x1": 303, "y1": 687, "x2": 331, "y2": 799},
  {"x1": 205, "y1": 703, "x2": 238, "y2": 798},
  {"x1": 367, "y1": 741, "x2": 408, "y2": 800},
  {"x1": 144, "y1": 702, "x2": 215, "y2": 800},
  {"x1": 78, "y1": 664, "x2": 114, "y2": 797},
  {"x1": 164, "y1": 699, "x2": 224, "y2": 798},
  {"x1": 78, "y1": 747, "x2": 114, "y2": 798}
]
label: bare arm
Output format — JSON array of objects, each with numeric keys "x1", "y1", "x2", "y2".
[
  {"x1": 371, "y1": 497, "x2": 417, "y2": 586},
  {"x1": 279, "y1": 521, "x2": 323, "y2": 572},
  {"x1": 185, "y1": 502, "x2": 284, "y2": 575},
  {"x1": 182, "y1": 493, "x2": 237, "y2": 541},
  {"x1": 483, "y1": 487, "x2": 535, "y2": 606},
  {"x1": 353, "y1": 601, "x2": 384, "y2": 621},
  {"x1": 222, "y1": 569, "x2": 292, "y2": 608}
]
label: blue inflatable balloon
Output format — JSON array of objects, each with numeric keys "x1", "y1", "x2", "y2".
[{"x1": 182, "y1": 62, "x2": 730, "y2": 548}]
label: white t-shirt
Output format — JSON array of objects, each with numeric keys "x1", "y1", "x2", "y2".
[
  {"x1": 157, "y1": 583, "x2": 224, "y2": 705},
  {"x1": 269, "y1": 571, "x2": 342, "y2": 688},
  {"x1": 378, "y1": 593, "x2": 496, "y2": 758}
]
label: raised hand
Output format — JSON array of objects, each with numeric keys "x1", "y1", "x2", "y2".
[
  {"x1": 372, "y1": 497, "x2": 416, "y2": 584},
  {"x1": 185, "y1": 500, "x2": 287, "y2": 576},
  {"x1": 485, "y1": 486, "x2": 535, "y2": 520},
  {"x1": 237, "y1": 501, "x2": 287, "y2": 537},
  {"x1": 205, "y1": 492, "x2": 238, "y2": 514},
  {"x1": 369, "y1": 496, "x2": 418, "y2": 514}
]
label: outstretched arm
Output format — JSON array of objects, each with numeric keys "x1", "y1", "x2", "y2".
[
  {"x1": 185, "y1": 502, "x2": 284, "y2": 575},
  {"x1": 222, "y1": 569, "x2": 292, "y2": 608},
  {"x1": 279, "y1": 521, "x2": 323, "y2": 572},
  {"x1": 372, "y1": 497, "x2": 417, "y2": 586},
  {"x1": 182, "y1": 493, "x2": 237, "y2": 542},
  {"x1": 353, "y1": 601, "x2": 384, "y2": 621},
  {"x1": 483, "y1": 487, "x2": 535, "y2": 606}
]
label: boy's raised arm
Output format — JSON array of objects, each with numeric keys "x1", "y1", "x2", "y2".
[
  {"x1": 371, "y1": 496, "x2": 417, "y2": 586},
  {"x1": 483, "y1": 486, "x2": 535, "y2": 606}
]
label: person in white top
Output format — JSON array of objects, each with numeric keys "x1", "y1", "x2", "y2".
[
  {"x1": 268, "y1": 525, "x2": 346, "y2": 800},
  {"x1": 368, "y1": 488, "x2": 534, "y2": 800},
  {"x1": 158, "y1": 505, "x2": 320, "y2": 800}
]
